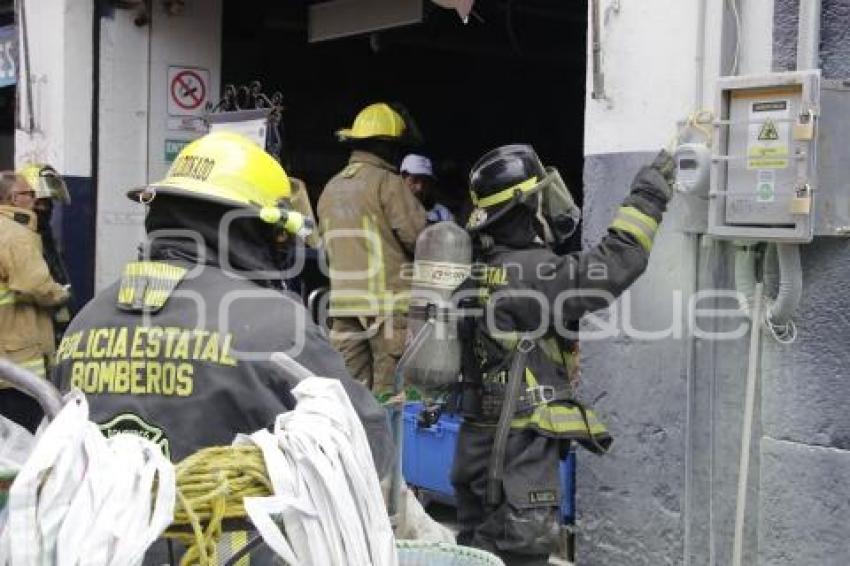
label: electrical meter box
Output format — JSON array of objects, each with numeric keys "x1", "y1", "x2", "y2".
[{"x1": 708, "y1": 71, "x2": 850, "y2": 242}]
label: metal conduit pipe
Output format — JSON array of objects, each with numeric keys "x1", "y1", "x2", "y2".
[
  {"x1": 762, "y1": 243, "x2": 779, "y2": 295},
  {"x1": 734, "y1": 244, "x2": 759, "y2": 316},
  {"x1": 796, "y1": 0, "x2": 822, "y2": 71},
  {"x1": 735, "y1": 242, "x2": 800, "y2": 342},
  {"x1": 684, "y1": 1, "x2": 709, "y2": 563},
  {"x1": 590, "y1": 0, "x2": 605, "y2": 100},
  {"x1": 765, "y1": 243, "x2": 801, "y2": 342}
]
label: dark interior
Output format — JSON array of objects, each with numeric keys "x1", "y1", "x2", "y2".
[
  {"x1": 0, "y1": 2, "x2": 15, "y2": 170},
  {"x1": 221, "y1": 0, "x2": 588, "y2": 222}
]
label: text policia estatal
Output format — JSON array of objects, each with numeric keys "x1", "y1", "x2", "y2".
[{"x1": 55, "y1": 326, "x2": 238, "y2": 397}]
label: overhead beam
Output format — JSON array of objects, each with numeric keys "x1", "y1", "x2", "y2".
[{"x1": 309, "y1": 0, "x2": 422, "y2": 43}]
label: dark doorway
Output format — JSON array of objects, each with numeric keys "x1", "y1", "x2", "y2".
[
  {"x1": 222, "y1": 0, "x2": 588, "y2": 222},
  {"x1": 0, "y1": 1, "x2": 15, "y2": 170}
]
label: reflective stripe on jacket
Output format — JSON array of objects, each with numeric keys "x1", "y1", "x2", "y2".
[{"x1": 317, "y1": 151, "x2": 427, "y2": 316}]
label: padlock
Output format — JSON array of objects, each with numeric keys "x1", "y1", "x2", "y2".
[
  {"x1": 790, "y1": 184, "x2": 812, "y2": 215},
  {"x1": 793, "y1": 109, "x2": 815, "y2": 141}
]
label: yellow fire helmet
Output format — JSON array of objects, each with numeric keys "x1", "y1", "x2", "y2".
[
  {"x1": 18, "y1": 163, "x2": 71, "y2": 204},
  {"x1": 128, "y1": 132, "x2": 311, "y2": 237},
  {"x1": 336, "y1": 102, "x2": 407, "y2": 142}
]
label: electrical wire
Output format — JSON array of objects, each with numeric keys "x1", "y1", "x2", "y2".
[{"x1": 666, "y1": 109, "x2": 715, "y2": 156}]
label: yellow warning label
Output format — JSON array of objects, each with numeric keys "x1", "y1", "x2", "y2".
[
  {"x1": 748, "y1": 146, "x2": 789, "y2": 169},
  {"x1": 757, "y1": 119, "x2": 780, "y2": 141},
  {"x1": 747, "y1": 100, "x2": 790, "y2": 170}
]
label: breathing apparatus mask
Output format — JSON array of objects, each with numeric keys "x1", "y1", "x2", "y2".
[
  {"x1": 532, "y1": 167, "x2": 580, "y2": 247},
  {"x1": 467, "y1": 144, "x2": 580, "y2": 247}
]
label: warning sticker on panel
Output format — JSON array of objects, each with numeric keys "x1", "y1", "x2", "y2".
[
  {"x1": 747, "y1": 99, "x2": 790, "y2": 169},
  {"x1": 756, "y1": 170, "x2": 775, "y2": 203}
]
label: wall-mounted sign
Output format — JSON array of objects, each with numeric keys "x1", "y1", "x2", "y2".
[
  {"x1": 166, "y1": 116, "x2": 208, "y2": 134},
  {"x1": 165, "y1": 139, "x2": 191, "y2": 162},
  {"x1": 167, "y1": 66, "x2": 209, "y2": 117},
  {"x1": 208, "y1": 109, "x2": 270, "y2": 149},
  {"x1": 0, "y1": 25, "x2": 17, "y2": 88}
]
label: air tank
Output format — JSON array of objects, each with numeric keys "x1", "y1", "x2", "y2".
[{"x1": 403, "y1": 221, "x2": 472, "y2": 391}]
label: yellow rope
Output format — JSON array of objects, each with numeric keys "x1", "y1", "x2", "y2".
[{"x1": 163, "y1": 445, "x2": 273, "y2": 566}]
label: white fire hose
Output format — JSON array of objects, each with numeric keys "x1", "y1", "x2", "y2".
[
  {"x1": 0, "y1": 388, "x2": 175, "y2": 566},
  {"x1": 239, "y1": 353, "x2": 398, "y2": 566}
]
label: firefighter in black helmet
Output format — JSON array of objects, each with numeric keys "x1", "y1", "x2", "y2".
[{"x1": 453, "y1": 145, "x2": 676, "y2": 565}]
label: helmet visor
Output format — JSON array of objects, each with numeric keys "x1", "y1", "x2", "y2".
[
  {"x1": 37, "y1": 169, "x2": 71, "y2": 204},
  {"x1": 538, "y1": 167, "x2": 580, "y2": 244}
]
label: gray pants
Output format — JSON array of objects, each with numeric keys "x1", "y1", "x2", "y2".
[{"x1": 451, "y1": 424, "x2": 562, "y2": 566}]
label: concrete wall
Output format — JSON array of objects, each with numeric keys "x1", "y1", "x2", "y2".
[
  {"x1": 577, "y1": 1, "x2": 702, "y2": 563},
  {"x1": 15, "y1": 0, "x2": 92, "y2": 175},
  {"x1": 14, "y1": 0, "x2": 96, "y2": 307},
  {"x1": 96, "y1": 1, "x2": 221, "y2": 291},
  {"x1": 758, "y1": 2, "x2": 850, "y2": 564},
  {"x1": 577, "y1": 1, "x2": 850, "y2": 565}
]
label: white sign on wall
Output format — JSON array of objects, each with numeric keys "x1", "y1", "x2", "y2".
[{"x1": 167, "y1": 66, "x2": 210, "y2": 117}]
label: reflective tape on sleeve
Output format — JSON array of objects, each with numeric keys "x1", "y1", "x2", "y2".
[{"x1": 610, "y1": 206, "x2": 658, "y2": 251}]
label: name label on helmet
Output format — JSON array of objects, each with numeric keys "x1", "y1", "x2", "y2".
[{"x1": 170, "y1": 155, "x2": 216, "y2": 182}]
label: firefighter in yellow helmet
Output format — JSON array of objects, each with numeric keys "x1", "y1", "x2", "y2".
[
  {"x1": 18, "y1": 163, "x2": 73, "y2": 341},
  {"x1": 318, "y1": 103, "x2": 428, "y2": 396},
  {"x1": 0, "y1": 171, "x2": 70, "y2": 432},
  {"x1": 52, "y1": 131, "x2": 393, "y2": 473}
]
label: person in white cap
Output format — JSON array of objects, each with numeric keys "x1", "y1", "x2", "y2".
[{"x1": 400, "y1": 154, "x2": 454, "y2": 223}]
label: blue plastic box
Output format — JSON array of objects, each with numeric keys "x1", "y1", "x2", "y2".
[
  {"x1": 402, "y1": 402, "x2": 577, "y2": 524},
  {"x1": 402, "y1": 402, "x2": 461, "y2": 502}
]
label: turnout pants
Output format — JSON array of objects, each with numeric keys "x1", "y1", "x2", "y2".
[
  {"x1": 451, "y1": 423, "x2": 561, "y2": 566},
  {"x1": 0, "y1": 355, "x2": 48, "y2": 433},
  {"x1": 329, "y1": 315, "x2": 407, "y2": 395}
]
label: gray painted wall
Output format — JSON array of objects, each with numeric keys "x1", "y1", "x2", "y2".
[
  {"x1": 577, "y1": 152, "x2": 688, "y2": 566},
  {"x1": 577, "y1": 2, "x2": 850, "y2": 565}
]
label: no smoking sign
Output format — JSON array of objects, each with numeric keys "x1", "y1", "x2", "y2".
[{"x1": 167, "y1": 66, "x2": 210, "y2": 117}]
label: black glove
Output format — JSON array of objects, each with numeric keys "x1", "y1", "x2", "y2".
[
  {"x1": 650, "y1": 149, "x2": 676, "y2": 187},
  {"x1": 624, "y1": 149, "x2": 676, "y2": 218}
]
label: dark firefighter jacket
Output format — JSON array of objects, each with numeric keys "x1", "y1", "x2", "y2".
[
  {"x1": 52, "y1": 254, "x2": 394, "y2": 476},
  {"x1": 463, "y1": 166, "x2": 667, "y2": 452}
]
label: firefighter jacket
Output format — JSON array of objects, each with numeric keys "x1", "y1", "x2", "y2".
[
  {"x1": 52, "y1": 253, "x2": 395, "y2": 476},
  {"x1": 462, "y1": 166, "x2": 668, "y2": 451},
  {"x1": 0, "y1": 206, "x2": 69, "y2": 379},
  {"x1": 317, "y1": 151, "x2": 427, "y2": 316},
  {"x1": 289, "y1": 177, "x2": 320, "y2": 249}
]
